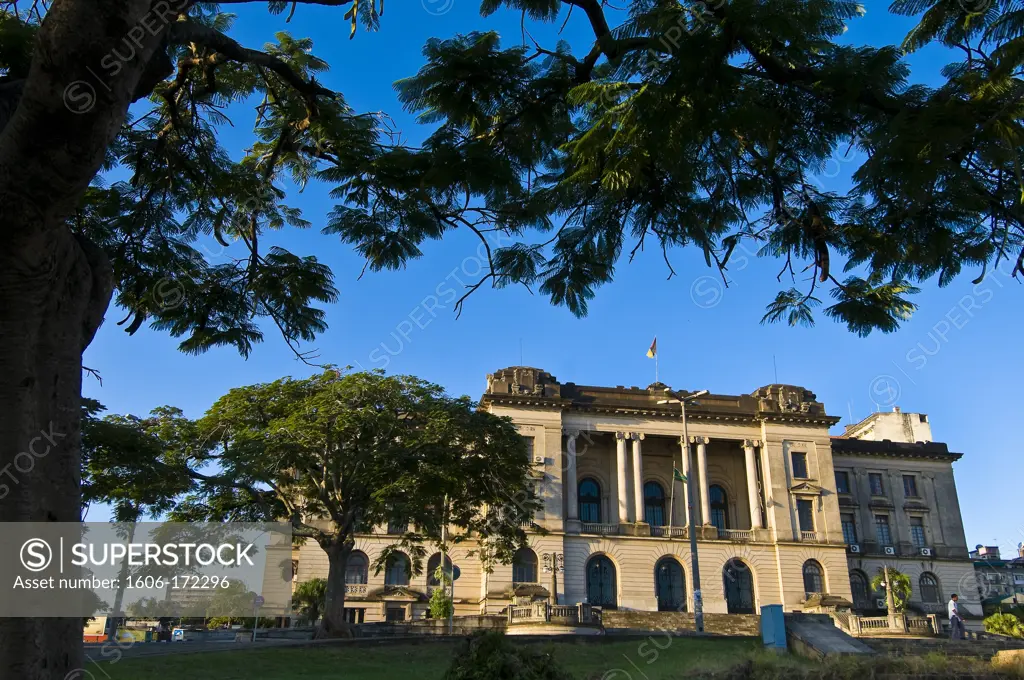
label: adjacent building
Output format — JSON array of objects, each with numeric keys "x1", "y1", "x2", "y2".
[
  {"x1": 291, "y1": 367, "x2": 980, "y2": 624},
  {"x1": 970, "y1": 544, "x2": 1024, "y2": 608}
]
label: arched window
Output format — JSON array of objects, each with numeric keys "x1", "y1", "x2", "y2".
[
  {"x1": 849, "y1": 570, "x2": 870, "y2": 610},
  {"x1": 644, "y1": 482, "x2": 666, "y2": 526},
  {"x1": 512, "y1": 548, "x2": 538, "y2": 584},
  {"x1": 920, "y1": 572, "x2": 940, "y2": 604},
  {"x1": 803, "y1": 560, "x2": 824, "y2": 598},
  {"x1": 345, "y1": 551, "x2": 368, "y2": 584},
  {"x1": 579, "y1": 478, "x2": 601, "y2": 523},
  {"x1": 655, "y1": 557, "x2": 686, "y2": 612},
  {"x1": 426, "y1": 552, "x2": 453, "y2": 587},
  {"x1": 709, "y1": 485, "x2": 728, "y2": 532},
  {"x1": 384, "y1": 552, "x2": 410, "y2": 586}
]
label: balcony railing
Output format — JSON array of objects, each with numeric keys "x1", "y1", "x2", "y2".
[
  {"x1": 800, "y1": 531, "x2": 819, "y2": 543},
  {"x1": 580, "y1": 522, "x2": 618, "y2": 536},
  {"x1": 506, "y1": 602, "x2": 602, "y2": 626},
  {"x1": 345, "y1": 584, "x2": 367, "y2": 596},
  {"x1": 722, "y1": 529, "x2": 752, "y2": 542},
  {"x1": 650, "y1": 526, "x2": 686, "y2": 538}
]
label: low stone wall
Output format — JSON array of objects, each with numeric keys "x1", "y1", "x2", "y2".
[
  {"x1": 356, "y1": 616, "x2": 507, "y2": 637},
  {"x1": 602, "y1": 611, "x2": 760, "y2": 637}
]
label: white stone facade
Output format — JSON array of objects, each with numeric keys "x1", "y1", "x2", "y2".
[{"x1": 291, "y1": 368, "x2": 980, "y2": 624}]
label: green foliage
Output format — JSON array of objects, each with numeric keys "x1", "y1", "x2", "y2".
[
  {"x1": 0, "y1": 0, "x2": 1015, "y2": 377},
  {"x1": 174, "y1": 369, "x2": 539, "y2": 628},
  {"x1": 0, "y1": 10, "x2": 35, "y2": 79},
  {"x1": 870, "y1": 567, "x2": 913, "y2": 613},
  {"x1": 367, "y1": 0, "x2": 1024, "y2": 333},
  {"x1": 293, "y1": 578, "x2": 328, "y2": 625},
  {"x1": 80, "y1": 399, "x2": 194, "y2": 522},
  {"x1": 429, "y1": 584, "x2": 453, "y2": 620},
  {"x1": 985, "y1": 611, "x2": 1024, "y2": 638},
  {"x1": 444, "y1": 632, "x2": 573, "y2": 680}
]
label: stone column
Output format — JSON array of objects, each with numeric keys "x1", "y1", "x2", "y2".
[
  {"x1": 631, "y1": 433, "x2": 645, "y2": 524},
  {"x1": 743, "y1": 439, "x2": 763, "y2": 529},
  {"x1": 693, "y1": 436, "x2": 711, "y2": 525},
  {"x1": 615, "y1": 432, "x2": 629, "y2": 524},
  {"x1": 564, "y1": 429, "x2": 579, "y2": 521},
  {"x1": 678, "y1": 437, "x2": 691, "y2": 526}
]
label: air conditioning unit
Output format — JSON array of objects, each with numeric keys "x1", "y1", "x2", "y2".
[
  {"x1": 848, "y1": 544, "x2": 861, "y2": 554},
  {"x1": 920, "y1": 547, "x2": 933, "y2": 557},
  {"x1": 884, "y1": 546, "x2": 896, "y2": 556},
  {"x1": 533, "y1": 456, "x2": 545, "y2": 465}
]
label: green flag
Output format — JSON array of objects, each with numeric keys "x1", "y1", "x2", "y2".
[{"x1": 673, "y1": 467, "x2": 687, "y2": 482}]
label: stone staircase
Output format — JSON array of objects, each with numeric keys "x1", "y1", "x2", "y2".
[
  {"x1": 864, "y1": 635, "x2": 1024, "y2": 660},
  {"x1": 784, "y1": 613, "x2": 874, "y2": 659}
]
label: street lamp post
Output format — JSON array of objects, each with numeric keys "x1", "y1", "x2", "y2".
[{"x1": 659, "y1": 388, "x2": 708, "y2": 634}]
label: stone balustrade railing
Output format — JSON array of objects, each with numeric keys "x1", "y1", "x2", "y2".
[
  {"x1": 505, "y1": 602, "x2": 602, "y2": 627},
  {"x1": 832, "y1": 612, "x2": 938, "y2": 637}
]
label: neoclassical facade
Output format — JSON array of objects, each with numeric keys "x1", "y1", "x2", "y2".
[{"x1": 291, "y1": 367, "x2": 979, "y2": 624}]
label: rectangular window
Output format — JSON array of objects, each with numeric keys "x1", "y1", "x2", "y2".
[
  {"x1": 835, "y1": 471, "x2": 850, "y2": 494},
  {"x1": 797, "y1": 499, "x2": 815, "y2": 532},
  {"x1": 841, "y1": 513, "x2": 858, "y2": 544},
  {"x1": 792, "y1": 452, "x2": 808, "y2": 479},
  {"x1": 385, "y1": 607, "x2": 406, "y2": 622},
  {"x1": 903, "y1": 475, "x2": 919, "y2": 498},
  {"x1": 910, "y1": 517, "x2": 927, "y2": 548},
  {"x1": 869, "y1": 473, "x2": 885, "y2": 496},
  {"x1": 875, "y1": 514, "x2": 892, "y2": 545}
]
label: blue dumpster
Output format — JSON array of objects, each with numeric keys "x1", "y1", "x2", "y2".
[{"x1": 760, "y1": 604, "x2": 787, "y2": 652}]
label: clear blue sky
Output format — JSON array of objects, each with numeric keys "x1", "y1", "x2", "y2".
[{"x1": 83, "y1": 1, "x2": 1024, "y2": 557}]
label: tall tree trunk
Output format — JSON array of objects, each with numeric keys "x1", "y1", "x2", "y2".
[
  {"x1": 318, "y1": 541, "x2": 353, "y2": 638},
  {"x1": 106, "y1": 515, "x2": 141, "y2": 639},
  {"x1": 0, "y1": 228, "x2": 112, "y2": 678},
  {"x1": 0, "y1": 0, "x2": 169, "y2": 676}
]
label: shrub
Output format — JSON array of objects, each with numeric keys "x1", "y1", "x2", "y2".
[
  {"x1": 986, "y1": 612, "x2": 1024, "y2": 639},
  {"x1": 444, "y1": 632, "x2": 573, "y2": 680},
  {"x1": 429, "y1": 585, "x2": 454, "y2": 620}
]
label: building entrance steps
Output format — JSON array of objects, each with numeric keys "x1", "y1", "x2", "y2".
[{"x1": 784, "y1": 614, "x2": 874, "y2": 659}]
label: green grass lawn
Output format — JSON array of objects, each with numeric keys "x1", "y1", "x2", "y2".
[{"x1": 97, "y1": 637, "x2": 761, "y2": 680}]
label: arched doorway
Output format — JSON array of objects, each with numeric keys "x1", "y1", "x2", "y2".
[
  {"x1": 655, "y1": 557, "x2": 686, "y2": 612},
  {"x1": 723, "y1": 558, "x2": 755, "y2": 614},
  {"x1": 586, "y1": 555, "x2": 617, "y2": 609}
]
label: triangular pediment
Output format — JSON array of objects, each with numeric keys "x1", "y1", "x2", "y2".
[{"x1": 790, "y1": 481, "x2": 826, "y2": 495}]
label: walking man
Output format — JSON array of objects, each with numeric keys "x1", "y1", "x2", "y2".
[{"x1": 948, "y1": 593, "x2": 965, "y2": 640}]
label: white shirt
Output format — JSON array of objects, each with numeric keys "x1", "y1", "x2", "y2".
[{"x1": 948, "y1": 599, "x2": 959, "y2": 619}]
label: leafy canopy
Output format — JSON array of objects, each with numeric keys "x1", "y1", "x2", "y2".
[
  {"x1": 175, "y1": 370, "x2": 541, "y2": 572},
  {"x1": 3, "y1": 0, "x2": 1021, "y2": 368},
  {"x1": 871, "y1": 566, "x2": 913, "y2": 612}
]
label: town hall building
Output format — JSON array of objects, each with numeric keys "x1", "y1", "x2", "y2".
[{"x1": 291, "y1": 367, "x2": 979, "y2": 624}]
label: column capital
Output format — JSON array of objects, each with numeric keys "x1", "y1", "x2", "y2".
[
  {"x1": 689, "y1": 436, "x2": 709, "y2": 445},
  {"x1": 742, "y1": 439, "x2": 762, "y2": 448},
  {"x1": 628, "y1": 432, "x2": 645, "y2": 441},
  {"x1": 562, "y1": 428, "x2": 581, "y2": 438},
  {"x1": 615, "y1": 431, "x2": 627, "y2": 440}
]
